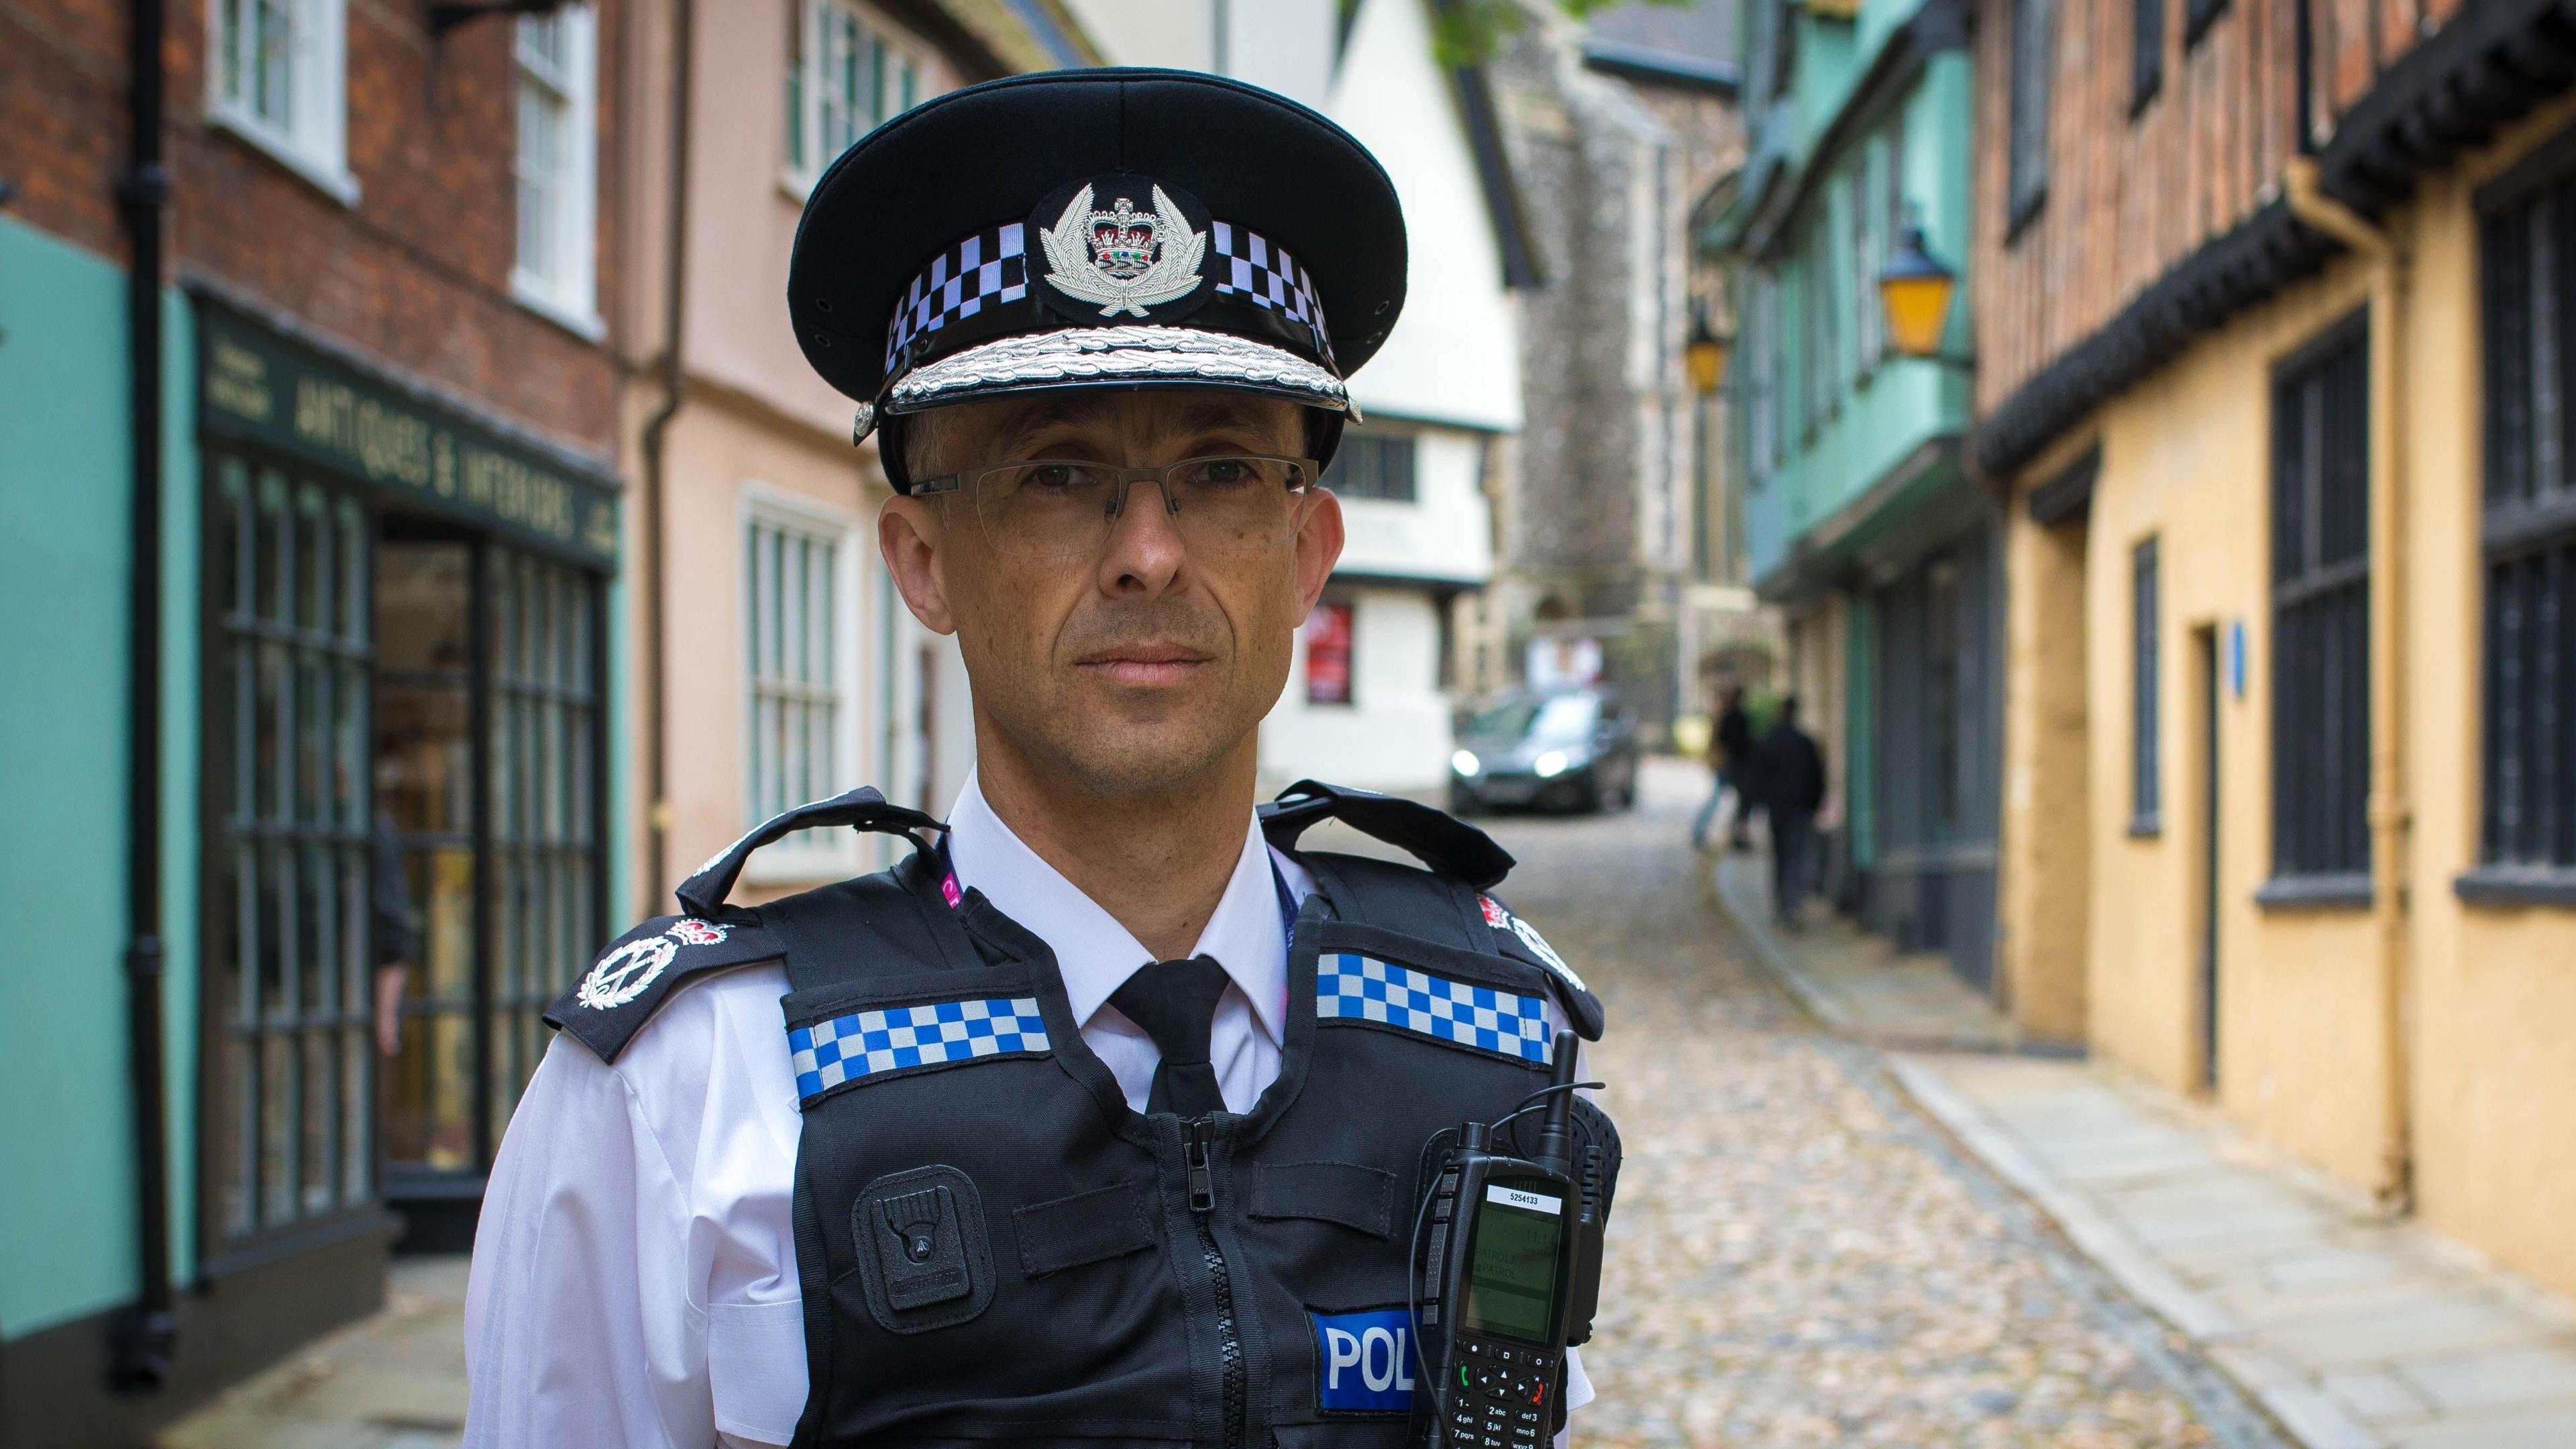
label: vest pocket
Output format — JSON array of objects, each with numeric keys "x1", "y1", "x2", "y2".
[
  {"x1": 1012, "y1": 1180, "x2": 1157, "y2": 1277},
  {"x1": 1248, "y1": 1161, "x2": 1398, "y2": 1239}
]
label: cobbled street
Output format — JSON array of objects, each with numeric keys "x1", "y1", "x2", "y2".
[{"x1": 1485, "y1": 763, "x2": 2284, "y2": 1449}]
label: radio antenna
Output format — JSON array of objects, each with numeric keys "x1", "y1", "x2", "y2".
[{"x1": 1532, "y1": 1030, "x2": 1578, "y2": 1179}]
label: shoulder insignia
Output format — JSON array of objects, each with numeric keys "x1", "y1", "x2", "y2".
[
  {"x1": 545, "y1": 914, "x2": 786, "y2": 1064},
  {"x1": 1478, "y1": 894, "x2": 1603, "y2": 1041}
]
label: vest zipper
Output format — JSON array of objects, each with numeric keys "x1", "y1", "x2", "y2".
[{"x1": 1187, "y1": 1117, "x2": 1245, "y2": 1449}]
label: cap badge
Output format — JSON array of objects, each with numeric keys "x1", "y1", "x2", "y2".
[{"x1": 1040, "y1": 182, "x2": 1206, "y2": 319}]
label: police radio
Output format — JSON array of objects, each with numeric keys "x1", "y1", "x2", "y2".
[{"x1": 1409, "y1": 1031, "x2": 1609, "y2": 1449}]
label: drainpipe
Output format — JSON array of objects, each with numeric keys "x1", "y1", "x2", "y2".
[
  {"x1": 113, "y1": 0, "x2": 178, "y2": 1388},
  {"x1": 2284, "y1": 158, "x2": 2413, "y2": 1212},
  {"x1": 637, "y1": 0, "x2": 692, "y2": 915}
]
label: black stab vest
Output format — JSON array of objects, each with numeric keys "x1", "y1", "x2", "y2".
[{"x1": 545, "y1": 784, "x2": 1618, "y2": 1449}]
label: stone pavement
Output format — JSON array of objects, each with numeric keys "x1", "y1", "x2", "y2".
[
  {"x1": 1490, "y1": 759, "x2": 2280, "y2": 1448},
  {"x1": 1711, "y1": 853, "x2": 2019, "y2": 1054},
  {"x1": 1711, "y1": 828, "x2": 2576, "y2": 1449},
  {"x1": 158, "y1": 1256, "x2": 466, "y2": 1449}
]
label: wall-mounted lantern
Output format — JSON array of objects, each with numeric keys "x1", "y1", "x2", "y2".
[
  {"x1": 1879, "y1": 222, "x2": 1962, "y2": 362},
  {"x1": 1686, "y1": 307, "x2": 1733, "y2": 396}
]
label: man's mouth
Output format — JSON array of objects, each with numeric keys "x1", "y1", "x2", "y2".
[{"x1": 1078, "y1": 643, "x2": 1213, "y2": 687}]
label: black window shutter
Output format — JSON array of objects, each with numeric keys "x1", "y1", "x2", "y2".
[
  {"x1": 2133, "y1": 0, "x2": 2163, "y2": 111},
  {"x1": 2271, "y1": 320, "x2": 2371, "y2": 881},
  {"x1": 2008, "y1": 0, "x2": 2053, "y2": 229}
]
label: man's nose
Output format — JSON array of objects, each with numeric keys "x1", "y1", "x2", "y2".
[{"x1": 1095, "y1": 477, "x2": 1187, "y2": 596}]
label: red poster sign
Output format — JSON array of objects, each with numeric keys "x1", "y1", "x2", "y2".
[{"x1": 1305, "y1": 602, "x2": 1354, "y2": 705}]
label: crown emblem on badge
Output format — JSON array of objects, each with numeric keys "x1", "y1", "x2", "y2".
[{"x1": 1040, "y1": 182, "x2": 1206, "y2": 318}]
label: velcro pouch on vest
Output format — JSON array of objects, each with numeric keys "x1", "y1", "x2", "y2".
[
  {"x1": 1011, "y1": 1181, "x2": 1157, "y2": 1278},
  {"x1": 853, "y1": 1165, "x2": 995, "y2": 1334},
  {"x1": 1249, "y1": 1161, "x2": 1399, "y2": 1240}
]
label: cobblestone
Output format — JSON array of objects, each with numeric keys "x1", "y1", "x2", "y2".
[{"x1": 1485, "y1": 763, "x2": 2286, "y2": 1448}]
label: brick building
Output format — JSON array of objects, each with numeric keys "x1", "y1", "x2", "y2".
[{"x1": 1, "y1": 0, "x2": 628, "y2": 1439}]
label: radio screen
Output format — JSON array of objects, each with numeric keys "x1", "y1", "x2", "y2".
[{"x1": 1460, "y1": 1181, "x2": 1564, "y2": 1344}]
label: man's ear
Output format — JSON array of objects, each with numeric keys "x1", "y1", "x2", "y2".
[
  {"x1": 1289, "y1": 487, "x2": 1345, "y2": 625},
  {"x1": 879, "y1": 496, "x2": 958, "y2": 637}
]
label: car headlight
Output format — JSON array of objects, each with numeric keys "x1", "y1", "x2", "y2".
[
  {"x1": 1451, "y1": 749, "x2": 1481, "y2": 777},
  {"x1": 1534, "y1": 750, "x2": 1570, "y2": 779}
]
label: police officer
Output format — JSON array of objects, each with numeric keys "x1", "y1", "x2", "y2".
[{"x1": 466, "y1": 69, "x2": 1615, "y2": 1448}]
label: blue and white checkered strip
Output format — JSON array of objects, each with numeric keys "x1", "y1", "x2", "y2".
[
  {"x1": 885, "y1": 223, "x2": 1031, "y2": 370},
  {"x1": 789, "y1": 996, "x2": 1050, "y2": 1104},
  {"x1": 1316, "y1": 954, "x2": 1550, "y2": 1063},
  {"x1": 1211, "y1": 221, "x2": 1333, "y2": 363}
]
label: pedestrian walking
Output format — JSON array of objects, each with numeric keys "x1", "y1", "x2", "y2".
[
  {"x1": 1757, "y1": 696, "x2": 1827, "y2": 930},
  {"x1": 1691, "y1": 682, "x2": 1758, "y2": 851},
  {"x1": 463, "y1": 70, "x2": 1621, "y2": 1448}
]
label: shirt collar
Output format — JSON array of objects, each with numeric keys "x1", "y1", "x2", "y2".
[{"x1": 945, "y1": 771, "x2": 1294, "y2": 1046}]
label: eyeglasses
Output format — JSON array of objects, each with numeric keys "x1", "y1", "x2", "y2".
[{"x1": 911, "y1": 455, "x2": 1321, "y2": 559}]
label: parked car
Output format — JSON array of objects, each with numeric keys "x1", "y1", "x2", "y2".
[{"x1": 1449, "y1": 689, "x2": 1641, "y2": 814}]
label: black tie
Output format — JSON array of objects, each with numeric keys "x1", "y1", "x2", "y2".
[{"x1": 1108, "y1": 956, "x2": 1234, "y2": 1118}]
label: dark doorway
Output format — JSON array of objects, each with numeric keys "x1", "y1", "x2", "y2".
[{"x1": 2194, "y1": 625, "x2": 2222, "y2": 1091}]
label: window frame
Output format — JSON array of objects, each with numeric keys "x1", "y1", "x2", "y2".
[
  {"x1": 1324, "y1": 431, "x2": 1419, "y2": 503},
  {"x1": 2263, "y1": 313, "x2": 2373, "y2": 900},
  {"x1": 738, "y1": 485, "x2": 868, "y2": 884},
  {"x1": 511, "y1": 3, "x2": 602, "y2": 338},
  {"x1": 2464, "y1": 140, "x2": 2576, "y2": 901},
  {"x1": 785, "y1": 0, "x2": 928, "y2": 196},
  {"x1": 206, "y1": 0, "x2": 357, "y2": 206}
]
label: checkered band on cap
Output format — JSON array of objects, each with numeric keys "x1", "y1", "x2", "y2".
[
  {"x1": 1212, "y1": 221, "x2": 1333, "y2": 366},
  {"x1": 884, "y1": 223, "x2": 1031, "y2": 372},
  {"x1": 1316, "y1": 954, "x2": 1550, "y2": 1064},
  {"x1": 788, "y1": 996, "x2": 1051, "y2": 1106}
]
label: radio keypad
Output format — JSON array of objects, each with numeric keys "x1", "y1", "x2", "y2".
[{"x1": 1441, "y1": 1335, "x2": 1549, "y2": 1449}]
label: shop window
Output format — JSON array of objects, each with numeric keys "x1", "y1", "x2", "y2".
[
  {"x1": 788, "y1": 0, "x2": 923, "y2": 190},
  {"x1": 207, "y1": 0, "x2": 353, "y2": 201},
  {"x1": 2008, "y1": 0, "x2": 2052, "y2": 234},
  {"x1": 204, "y1": 456, "x2": 377, "y2": 1248},
  {"x1": 513, "y1": 5, "x2": 600, "y2": 331},
  {"x1": 2269, "y1": 319, "x2": 2371, "y2": 885},
  {"x1": 1305, "y1": 601, "x2": 1355, "y2": 706},
  {"x1": 2132, "y1": 536, "x2": 2161, "y2": 832},
  {"x1": 1324, "y1": 433, "x2": 1417, "y2": 502},
  {"x1": 2476, "y1": 166, "x2": 2576, "y2": 877},
  {"x1": 745, "y1": 506, "x2": 860, "y2": 873},
  {"x1": 2132, "y1": 0, "x2": 2163, "y2": 111}
]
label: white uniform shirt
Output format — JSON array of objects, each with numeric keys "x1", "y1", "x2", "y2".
[{"x1": 464, "y1": 774, "x2": 1593, "y2": 1447}]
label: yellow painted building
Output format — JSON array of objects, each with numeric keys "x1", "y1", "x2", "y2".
[{"x1": 1974, "y1": 0, "x2": 2576, "y2": 1297}]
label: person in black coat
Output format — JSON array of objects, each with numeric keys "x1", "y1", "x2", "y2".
[
  {"x1": 1757, "y1": 696, "x2": 1828, "y2": 928},
  {"x1": 1693, "y1": 682, "x2": 1758, "y2": 851}
]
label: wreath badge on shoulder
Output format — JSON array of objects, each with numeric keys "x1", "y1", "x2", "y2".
[{"x1": 577, "y1": 919, "x2": 733, "y2": 1011}]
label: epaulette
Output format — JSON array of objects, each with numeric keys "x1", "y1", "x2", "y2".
[
  {"x1": 546, "y1": 786, "x2": 948, "y2": 1063},
  {"x1": 1258, "y1": 780, "x2": 1604, "y2": 1038},
  {"x1": 1472, "y1": 887, "x2": 1604, "y2": 1041},
  {"x1": 544, "y1": 914, "x2": 790, "y2": 1064}
]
